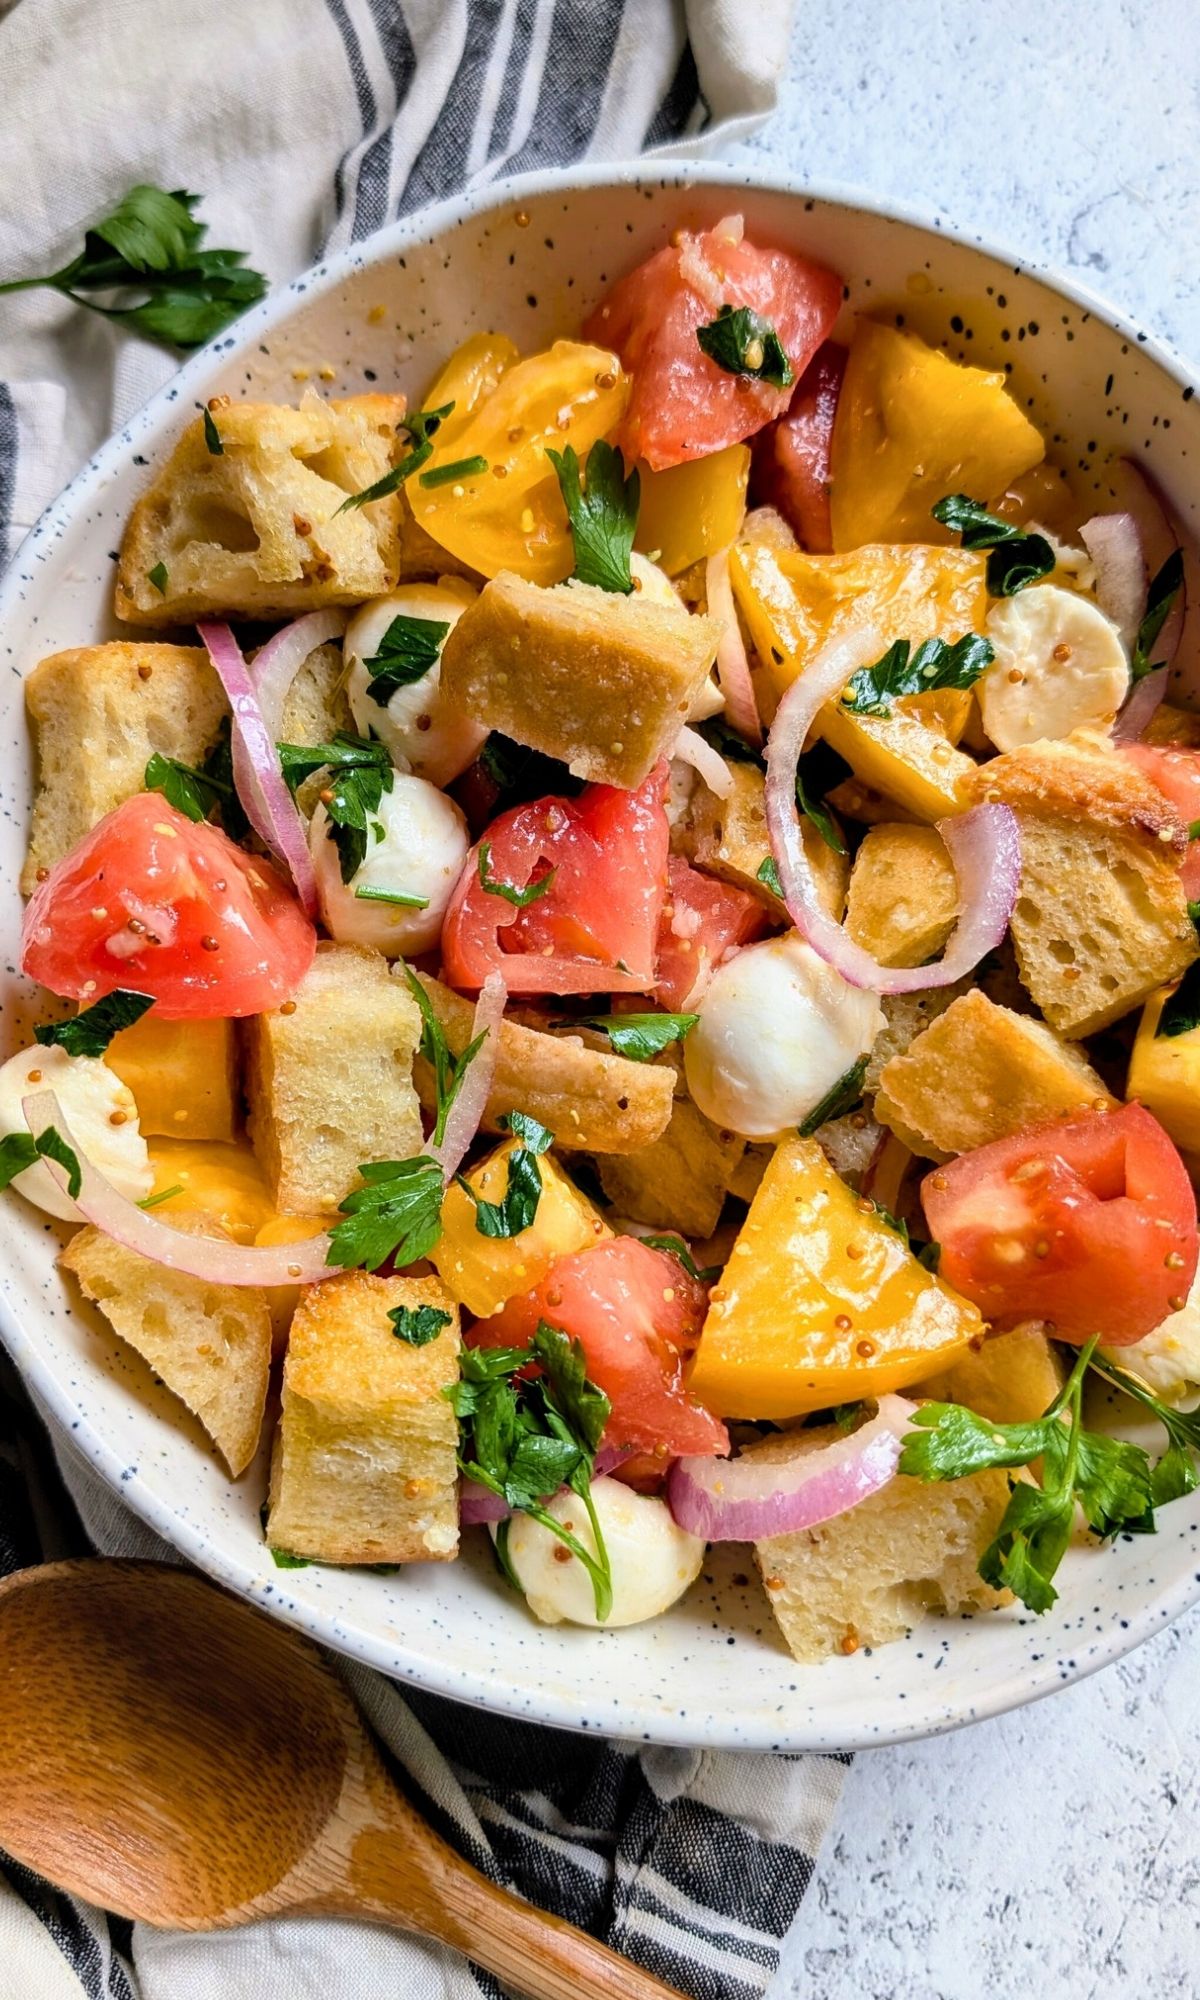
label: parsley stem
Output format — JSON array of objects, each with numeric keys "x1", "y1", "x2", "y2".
[{"x1": 419, "y1": 455, "x2": 489, "y2": 488}]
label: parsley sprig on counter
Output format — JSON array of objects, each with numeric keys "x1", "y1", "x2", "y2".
[
  {"x1": 931, "y1": 492, "x2": 1055, "y2": 596},
  {"x1": 277, "y1": 732, "x2": 393, "y2": 882},
  {"x1": 35, "y1": 989, "x2": 154, "y2": 1059},
  {"x1": 448, "y1": 1321, "x2": 614, "y2": 1619},
  {"x1": 841, "y1": 633, "x2": 994, "y2": 718},
  {"x1": 547, "y1": 439, "x2": 640, "y2": 594},
  {"x1": 696, "y1": 304, "x2": 795, "y2": 389}
]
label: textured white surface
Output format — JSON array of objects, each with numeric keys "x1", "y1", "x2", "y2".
[{"x1": 742, "y1": 4, "x2": 1200, "y2": 1991}]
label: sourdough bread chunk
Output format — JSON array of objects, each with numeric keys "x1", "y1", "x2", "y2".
[
  {"x1": 864, "y1": 981, "x2": 971, "y2": 1094},
  {"x1": 918, "y1": 1326, "x2": 1066, "y2": 1425},
  {"x1": 845, "y1": 822, "x2": 959, "y2": 969},
  {"x1": 22, "y1": 642, "x2": 227, "y2": 892},
  {"x1": 597, "y1": 1096, "x2": 745, "y2": 1238},
  {"x1": 107, "y1": 1014, "x2": 239, "y2": 1142},
  {"x1": 246, "y1": 943, "x2": 423, "y2": 1215},
  {"x1": 60, "y1": 1216, "x2": 270, "y2": 1477},
  {"x1": 749, "y1": 1426, "x2": 1012, "y2": 1661},
  {"x1": 975, "y1": 734, "x2": 1197, "y2": 1036},
  {"x1": 408, "y1": 972, "x2": 673, "y2": 1155},
  {"x1": 679, "y1": 759, "x2": 847, "y2": 918},
  {"x1": 115, "y1": 393, "x2": 407, "y2": 623},
  {"x1": 875, "y1": 989, "x2": 1114, "y2": 1159},
  {"x1": 277, "y1": 639, "x2": 354, "y2": 745},
  {"x1": 266, "y1": 1271, "x2": 461, "y2": 1564},
  {"x1": 439, "y1": 570, "x2": 721, "y2": 788}
]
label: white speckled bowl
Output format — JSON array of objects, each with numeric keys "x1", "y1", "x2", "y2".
[{"x1": 3, "y1": 164, "x2": 1200, "y2": 1751}]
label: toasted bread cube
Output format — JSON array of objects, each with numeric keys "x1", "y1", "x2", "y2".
[
  {"x1": 60, "y1": 1216, "x2": 270, "y2": 1477},
  {"x1": 598, "y1": 1096, "x2": 745, "y2": 1238},
  {"x1": 266, "y1": 1271, "x2": 461, "y2": 1565},
  {"x1": 277, "y1": 639, "x2": 354, "y2": 746},
  {"x1": 845, "y1": 823, "x2": 959, "y2": 969},
  {"x1": 439, "y1": 571, "x2": 720, "y2": 788},
  {"x1": 115, "y1": 393, "x2": 407, "y2": 624},
  {"x1": 875, "y1": 990, "x2": 1114, "y2": 1160},
  {"x1": 976, "y1": 735, "x2": 1197, "y2": 1035},
  {"x1": 21, "y1": 642, "x2": 227, "y2": 892},
  {"x1": 107, "y1": 1015, "x2": 239, "y2": 1142},
  {"x1": 751, "y1": 1426, "x2": 1012, "y2": 1661},
  {"x1": 432, "y1": 1137, "x2": 610, "y2": 1317},
  {"x1": 917, "y1": 1326, "x2": 1066, "y2": 1425},
  {"x1": 864, "y1": 982, "x2": 972, "y2": 1094},
  {"x1": 679, "y1": 760, "x2": 847, "y2": 918},
  {"x1": 245, "y1": 943, "x2": 423, "y2": 1216},
  {"x1": 409, "y1": 973, "x2": 673, "y2": 1155}
]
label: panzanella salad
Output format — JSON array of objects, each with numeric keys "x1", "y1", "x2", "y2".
[{"x1": 12, "y1": 210, "x2": 1200, "y2": 1661}]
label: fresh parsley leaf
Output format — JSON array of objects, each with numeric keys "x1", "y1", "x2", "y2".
[
  {"x1": 1131, "y1": 549, "x2": 1185, "y2": 681},
  {"x1": 35, "y1": 990, "x2": 154, "y2": 1059},
  {"x1": 401, "y1": 964, "x2": 489, "y2": 1149},
  {"x1": 478, "y1": 842, "x2": 557, "y2": 907},
  {"x1": 696, "y1": 304, "x2": 795, "y2": 389},
  {"x1": 796, "y1": 764, "x2": 846, "y2": 855},
  {"x1": 389, "y1": 1303, "x2": 452, "y2": 1346},
  {"x1": 870, "y1": 1201, "x2": 910, "y2": 1247},
  {"x1": 0, "y1": 186, "x2": 267, "y2": 351},
  {"x1": 196, "y1": 720, "x2": 249, "y2": 840},
  {"x1": 841, "y1": 633, "x2": 994, "y2": 718},
  {"x1": 1156, "y1": 961, "x2": 1200, "y2": 1039},
  {"x1": 576, "y1": 1011, "x2": 697, "y2": 1063},
  {"x1": 362, "y1": 614, "x2": 450, "y2": 704},
  {"x1": 1090, "y1": 1357, "x2": 1200, "y2": 1511},
  {"x1": 0, "y1": 1134, "x2": 38, "y2": 1190},
  {"x1": 457, "y1": 1110, "x2": 553, "y2": 1239},
  {"x1": 278, "y1": 732, "x2": 394, "y2": 883},
  {"x1": 0, "y1": 1126, "x2": 84, "y2": 1201},
  {"x1": 931, "y1": 492, "x2": 1055, "y2": 596},
  {"x1": 917, "y1": 1240, "x2": 942, "y2": 1273},
  {"x1": 147, "y1": 562, "x2": 169, "y2": 595},
  {"x1": 202, "y1": 406, "x2": 224, "y2": 455},
  {"x1": 757, "y1": 855, "x2": 783, "y2": 898},
  {"x1": 637, "y1": 1233, "x2": 720, "y2": 1283},
  {"x1": 418, "y1": 455, "x2": 488, "y2": 488},
  {"x1": 546, "y1": 439, "x2": 640, "y2": 595},
  {"x1": 1189, "y1": 900, "x2": 1200, "y2": 936},
  {"x1": 695, "y1": 716, "x2": 764, "y2": 766},
  {"x1": 327, "y1": 1156, "x2": 445, "y2": 1272},
  {"x1": 479, "y1": 733, "x2": 584, "y2": 810},
  {"x1": 337, "y1": 402, "x2": 454, "y2": 512},
  {"x1": 270, "y1": 1547, "x2": 312, "y2": 1569},
  {"x1": 797, "y1": 1055, "x2": 869, "y2": 1138},
  {"x1": 144, "y1": 747, "x2": 234, "y2": 823}
]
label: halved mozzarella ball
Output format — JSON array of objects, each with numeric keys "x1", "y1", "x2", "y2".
[
  {"x1": 1100, "y1": 1272, "x2": 1200, "y2": 1402},
  {"x1": 684, "y1": 932, "x2": 884, "y2": 1140},
  {"x1": 499, "y1": 1479, "x2": 705, "y2": 1628},
  {"x1": 978, "y1": 583, "x2": 1129, "y2": 753},
  {"x1": 310, "y1": 772, "x2": 469, "y2": 956},
  {"x1": 0, "y1": 1044, "x2": 151, "y2": 1219},
  {"x1": 345, "y1": 580, "x2": 486, "y2": 786},
  {"x1": 630, "y1": 553, "x2": 723, "y2": 720}
]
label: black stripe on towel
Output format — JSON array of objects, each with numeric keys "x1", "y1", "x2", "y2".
[
  {"x1": 323, "y1": 0, "x2": 378, "y2": 223},
  {"x1": 0, "y1": 381, "x2": 17, "y2": 552},
  {"x1": 501, "y1": 1, "x2": 626, "y2": 172},
  {"x1": 352, "y1": 0, "x2": 419, "y2": 240}
]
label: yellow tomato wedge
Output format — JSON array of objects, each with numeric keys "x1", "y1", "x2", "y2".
[
  {"x1": 420, "y1": 331, "x2": 520, "y2": 451},
  {"x1": 829, "y1": 320, "x2": 1045, "y2": 549},
  {"x1": 409, "y1": 339, "x2": 629, "y2": 583},
  {"x1": 431, "y1": 1135, "x2": 611, "y2": 1318},
  {"x1": 635, "y1": 443, "x2": 749, "y2": 576},
  {"x1": 1128, "y1": 986, "x2": 1200, "y2": 1154},
  {"x1": 146, "y1": 1140, "x2": 278, "y2": 1245},
  {"x1": 687, "y1": 1138, "x2": 982, "y2": 1418}
]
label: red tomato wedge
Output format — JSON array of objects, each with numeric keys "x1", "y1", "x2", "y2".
[
  {"x1": 921, "y1": 1104, "x2": 1199, "y2": 1346},
  {"x1": 1121, "y1": 743, "x2": 1200, "y2": 897},
  {"x1": 22, "y1": 793, "x2": 316, "y2": 1020},
  {"x1": 442, "y1": 764, "x2": 670, "y2": 995},
  {"x1": 471, "y1": 1236, "x2": 729, "y2": 1459},
  {"x1": 655, "y1": 856, "x2": 767, "y2": 1010},
  {"x1": 750, "y1": 340, "x2": 846, "y2": 552},
  {"x1": 584, "y1": 220, "x2": 842, "y2": 471}
]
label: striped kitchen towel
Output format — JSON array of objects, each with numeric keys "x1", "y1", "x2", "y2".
[{"x1": 0, "y1": 4, "x2": 848, "y2": 1998}]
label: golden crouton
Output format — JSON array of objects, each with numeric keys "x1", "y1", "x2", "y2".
[
  {"x1": 408, "y1": 973, "x2": 673, "y2": 1156},
  {"x1": 107, "y1": 1014, "x2": 239, "y2": 1142},
  {"x1": 845, "y1": 823, "x2": 960, "y2": 969},
  {"x1": 60, "y1": 1216, "x2": 271, "y2": 1477},
  {"x1": 245, "y1": 943, "x2": 423, "y2": 1216},
  {"x1": 115, "y1": 393, "x2": 408, "y2": 624},
  {"x1": 976, "y1": 734, "x2": 1197, "y2": 1036},
  {"x1": 918, "y1": 1326, "x2": 1066, "y2": 1425},
  {"x1": 875, "y1": 989, "x2": 1114, "y2": 1159},
  {"x1": 277, "y1": 640, "x2": 354, "y2": 745},
  {"x1": 439, "y1": 571, "x2": 720, "y2": 788},
  {"x1": 266, "y1": 1271, "x2": 461, "y2": 1565},
  {"x1": 21, "y1": 642, "x2": 227, "y2": 892},
  {"x1": 864, "y1": 982, "x2": 972, "y2": 1094},
  {"x1": 679, "y1": 760, "x2": 847, "y2": 918},
  {"x1": 751, "y1": 1425, "x2": 1012, "y2": 1661},
  {"x1": 598, "y1": 1096, "x2": 745, "y2": 1238}
]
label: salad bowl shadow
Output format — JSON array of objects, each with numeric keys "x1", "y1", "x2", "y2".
[{"x1": 2, "y1": 162, "x2": 1198, "y2": 1751}]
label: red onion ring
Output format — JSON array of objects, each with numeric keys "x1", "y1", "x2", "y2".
[
  {"x1": 705, "y1": 547, "x2": 762, "y2": 746},
  {"x1": 763, "y1": 627, "x2": 1021, "y2": 993},
  {"x1": 198, "y1": 621, "x2": 320, "y2": 919},
  {"x1": 666, "y1": 1396, "x2": 914, "y2": 1542},
  {"x1": 427, "y1": 969, "x2": 506, "y2": 1183},
  {"x1": 1100, "y1": 461, "x2": 1187, "y2": 667},
  {"x1": 674, "y1": 725, "x2": 734, "y2": 799},
  {"x1": 1078, "y1": 512, "x2": 1146, "y2": 646},
  {"x1": 23, "y1": 1089, "x2": 336, "y2": 1287},
  {"x1": 251, "y1": 609, "x2": 349, "y2": 740},
  {"x1": 1111, "y1": 666, "x2": 1168, "y2": 743}
]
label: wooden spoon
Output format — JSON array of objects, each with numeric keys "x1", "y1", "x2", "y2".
[{"x1": 0, "y1": 1560, "x2": 684, "y2": 2000}]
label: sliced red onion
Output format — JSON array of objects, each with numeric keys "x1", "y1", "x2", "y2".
[
  {"x1": 1111, "y1": 666, "x2": 1168, "y2": 743},
  {"x1": 427, "y1": 969, "x2": 506, "y2": 1183},
  {"x1": 674, "y1": 725, "x2": 734, "y2": 799},
  {"x1": 666, "y1": 1396, "x2": 915, "y2": 1542},
  {"x1": 1098, "y1": 461, "x2": 1189, "y2": 674},
  {"x1": 252, "y1": 609, "x2": 349, "y2": 740},
  {"x1": 1078, "y1": 512, "x2": 1146, "y2": 647},
  {"x1": 763, "y1": 627, "x2": 1021, "y2": 993},
  {"x1": 705, "y1": 547, "x2": 762, "y2": 746},
  {"x1": 198, "y1": 621, "x2": 320, "y2": 920},
  {"x1": 23, "y1": 1090, "x2": 336, "y2": 1287}
]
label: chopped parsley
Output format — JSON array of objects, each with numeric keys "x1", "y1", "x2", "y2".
[
  {"x1": 547, "y1": 438, "x2": 640, "y2": 595},
  {"x1": 418, "y1": 454, "x2": 489, "y2": 488},
  {"x1": 576, "y1": 1011, "x2": 697, "y2": 1062},
  {"x1": 278, "y1": 732, "x2": 393, "y2": 883},
  {"x1": 0, "y1": 1125, "x2": 82, "y2": 1200},
  {"x1": 337, "y1": 401, "x2": 454, "y2": 512},
  {"x1": 1131, "y1": 549, "x2": 1185, "y2": 682},
  {"x1": 401, "y1": 963, "x2": 490, "y2": 1149},
  {"x1": 477, "y1": 842, "x2": 556, "y2": 907},
  {"x1": 756, "y1": 855, "x2": 783, "y2": 898},
  {"x1": 326, "y1": 1156, "x2": 446, "y2": 1272},
  {"x1": 202, "y1": 406, "x2": 224, "y2": 455},
  {"x1": 144, "y1": 745, "x2": 234, "y2": 824},
  {"x1": 696, "y1": 304, "x2": 795, "y2": 389},
  {"x1": 147, "y1": 562, "x2": 169, "y2": 595},
  {"x1": 362, "y1": 613, "x2": 450, "y2": 704},
  {"x1": 479, "y1": 733, "x2": 584, "y2": 811},
  {"x1": 638, "y1": 1233, "x2": 719, "y2": 1283},
  {"x1": 35, "y1": 989, "x2": 154, "y2": 1059},
  {"x1": 1157, "y1": 961, "x2": 1200, "y2": 1039},
  {"x1": 139, "y1": 1183, "x2": 183, "y2": 1210},
  {"x1": 354, "y1": 884, "x2": 429, "y2": 909},
  {"x1": 840, "y1": 633, "x2": 994, "y2": 718},
  {"x1": 389, "y1": 1303, "x2": 452, "y2": 1346},
  {"x1": 931, "y1": 492, "x2": 1055, "y2": 596},
  {"x1": 797, "y1": 1055, "x2": 869, "y2": 1137},
  {"x1": 456, "y1": 1110, "x2": 553, "y2": 1239}
]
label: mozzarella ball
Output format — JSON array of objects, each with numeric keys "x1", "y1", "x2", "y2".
[
  {"x1": 499, "y1": 1479, "x2": 706, "y2": 1628},
  {"x1": 310, "y1": 771, "x2": 469, "y2": 956},
  {"x1": 684, "y1": 932, "x2": 884, "y2": 1140},
  {"x1": 979, "y1": 583, "x2": 1129, "y2": 753},
  {"x1": 345, "y1": 580, "x2": 486, "y2": 786},
  {"x1": 0, "y1": 1044, "x2": 152, "y2": 1219},
  {"x1": 1101, "y1": 1272, "x2": 1200, "y2": 1403}
]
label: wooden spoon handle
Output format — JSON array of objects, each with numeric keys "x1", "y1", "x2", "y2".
[{"x1": 351, "y1": 1820, "x2": 686, "y2": 2000}]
